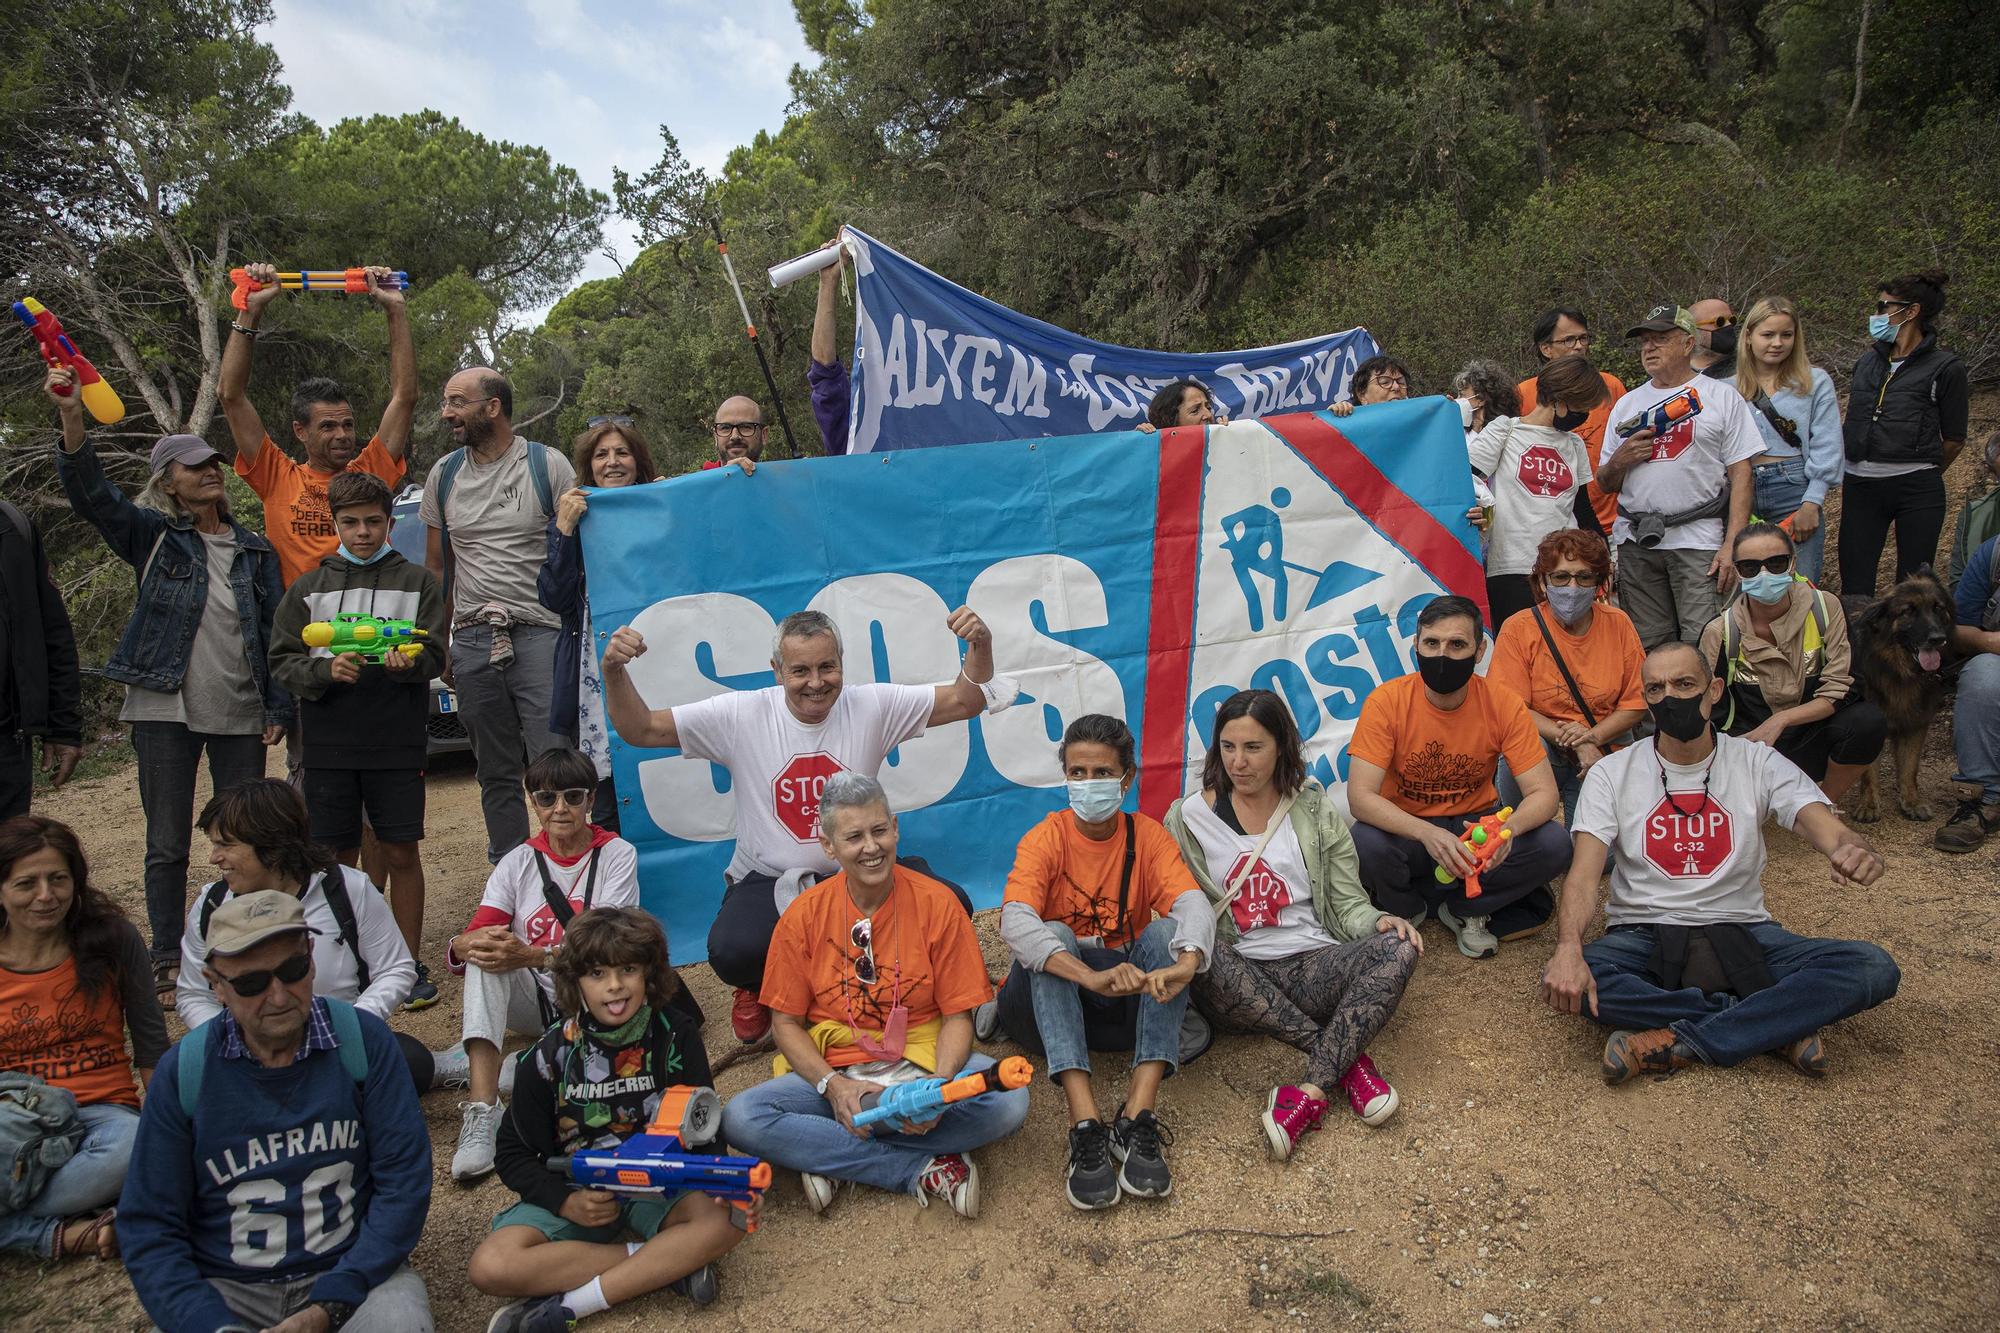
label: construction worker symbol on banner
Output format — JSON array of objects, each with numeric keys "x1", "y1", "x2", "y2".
[{"x1": 1219, "y1": 487, "x2": 1380, "y2": 633}]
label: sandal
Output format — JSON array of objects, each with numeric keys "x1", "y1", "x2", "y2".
[
  {"x1": 54, "y1": 1208, "x2": 117, "y2": 1262},
  {"x1": 154, "y1": 958, "x2": 178, "y2": 1010}
]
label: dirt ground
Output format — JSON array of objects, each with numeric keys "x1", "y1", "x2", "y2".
[{"x1": 8, "y1": 420, "x2": 2000, "y2": 1332}]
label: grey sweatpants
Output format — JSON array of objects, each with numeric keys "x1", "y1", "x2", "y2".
[
  {"x1": 156, "y1": 1264, "x2": 433, "y2": 1332},
  {"x1": 451, "y1": 622, "x2": 563, "y2": 863},
  {"x1": 1615, "y1": 542, "x2": 1721, "y2": 650}
]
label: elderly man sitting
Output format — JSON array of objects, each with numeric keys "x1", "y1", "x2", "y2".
[{"x1": 1540, "y1": 643, "x2": 1901, "y2": 1081}]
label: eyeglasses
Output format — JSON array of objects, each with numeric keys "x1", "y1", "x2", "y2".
[
  {"x1": 851, "y1": 917, "x2": 877, "y2": 987},
  {"x1": 215, "y1": 949, "x2": 312, "y2": 998},
  {"x1": 529, "y1": 788, "x2": 592, "y2": 809},
  {"x1": 1544, "y1": 571, "x2": 1603, "y2": 587},
  {"x1": 1695, "y1": 315, "x2": 1736, "y2": 330},
  {"x1": 712, "y1": 421, "x2": 764, "y2": 437},
  {"x1": 1372, "y1": 376, "x2": 1408, "y2": 391},
  {"x1": 1873, "y1": 299, "x2": 1916, "y2": 314},
  {"x1": 1545, "y1": 333, "x2": 1592, "y2": 352},
  {"x1": 1732, "y1": 554, "x2": 1794, "y2": 579},
  {"x1": 586, "y1": 414, "x2": 634, "y2": 428},
  {"x1": 441, "y1": 394, "x2": 494, "y2": 411}
]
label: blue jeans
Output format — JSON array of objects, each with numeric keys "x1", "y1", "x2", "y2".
[
  {"x1": 1582, "y1": 922, "x2": 1900, "y2": 1067},
  {"x1": 1953, "y1": 653, "x2": 2000, "y2": 803},
  {"x1": 1751, "y1": 456, "x2": 1826, "y2": 583},
  {"x1": 720, "y1": 1052, "x2": 1030, "y2": 1195},
  {"x1": 0, "y1": 1102, "x2": 139, "y2": 1256},
  {"x1": 1020, "y1": 918, "x2": 1188, "y2": 1078},
  {"x1": 132, "y1": 722, "x2": 267, "y2": 962},
  {"x1": 1497, "y1": 744, "x2": 1585, "y2": 829}
]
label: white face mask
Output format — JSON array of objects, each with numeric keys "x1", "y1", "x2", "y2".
[{"x1": 1066, "y1": 777, "x2": 1125, "y2": 823}]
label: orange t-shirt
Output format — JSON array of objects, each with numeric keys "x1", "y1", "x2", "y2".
[
  {"x1": 1519, "y1": 370, "x2": 1626, "y2": 538},
  {"x1": 1348, "y1": 672, "x2": 1545, "y2": 817},
  {"x1": 234, "y1": 434, "x2": 408, "y2": 585},
  {"x1": 0, "y1": 957, "x2": 141, "y2": 1108},
  {"x1": 1489, "y1": 603, "x2": 1647, "y2": 728},
  {"x1": 761, "y1": 865, "x2": 992, "y2": 1067},
  {"x1": 1002, "y1": 810, "x2": 1198, "y2": 949}
]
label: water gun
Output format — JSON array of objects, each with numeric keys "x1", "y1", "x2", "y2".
[
  {"x1": 1614, "y1": 387, "x2": 1701, "y2": 439},
  {"x1": 1432, "y1": 807, "x2": 1514, "y2": 900},
  {"x1": 549, "y1": 1087, "x2": 771, "y2": 1233},
  {"x1": 229, "y1": 268, "x2": 409, "y2": 310},
  {"x1": 13, "y1": 298, "x2": 125, "y2": 424},
  {"x1": 301, "y1": 612, "x2": 428, "y2": 662},
  {"x1": 853, "y1": 1056, "x2": 1034, "y2": 1131}
]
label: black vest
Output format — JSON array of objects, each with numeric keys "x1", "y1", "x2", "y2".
[{"x1": 1843, "y1": 334, "x2": 1959, "y2": 467}]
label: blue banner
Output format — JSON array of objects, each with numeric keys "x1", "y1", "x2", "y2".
[
  {"x1": 842, "y1": 227, "x2": 1379, "y2": 453},
  {"x1": 581, "y1": 403, "x2": 1484, "y2": 964}
]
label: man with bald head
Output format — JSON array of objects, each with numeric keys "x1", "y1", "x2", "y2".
[
  {"x1": 1689, "y1": 297, "x2": 1738, "y2": 380},
  {"x1": 421, "y1": 367, "x2": 577, "y2": 861},
  {"x1": 706, "y1": 396, "x2": 768, "y2": 468}
]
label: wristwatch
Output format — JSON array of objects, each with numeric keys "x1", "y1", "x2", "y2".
[
  {"x1": 814, "y1": 1069, "x2": 841, "y2": 1096},
  {"x1": 316, "y1": 1300, "x2": 358, "y2": 1330}
]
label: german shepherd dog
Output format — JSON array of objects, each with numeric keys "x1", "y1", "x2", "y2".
[{"x1": 1841, "y1": 569, "x2": 1956, "y2": 822}]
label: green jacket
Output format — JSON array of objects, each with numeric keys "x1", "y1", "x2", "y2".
[
  {"x1": 1163, "y1": 782, "x2": 1380, "y2": 945},
  {"x1": 1949, "y1": 484, "x2": 2000, "y2": 590}
]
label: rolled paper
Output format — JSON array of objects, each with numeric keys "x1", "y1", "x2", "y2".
[{"x1": 767, "y1": 242, "x2": 845, "y2": 290}]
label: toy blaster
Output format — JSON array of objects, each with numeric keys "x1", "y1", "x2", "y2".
[
  {"x1": 853, "y1": 1056, "x2": 1034, "y2": 1131},
  {"x1": 1614, "y1": 387, "x2": 1701, "y2": 439},
  {"x1": 1432, "y1": 807, "x2": 1514, "y2": 900},
  {"x1": 13, "y1": 298, "x2": 125, "y2": 424},
  {"x1": 549, "y1": 1087, "x2": 771, "y2": 1233},
  {"x1": 229, "y1": 268, "x2": 409, "y2": 310},
  {"x1": 301, "y1": 612, "x2": 428, "y2": 662}
]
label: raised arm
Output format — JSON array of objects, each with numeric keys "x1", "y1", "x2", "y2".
[
  {"x1": 47, "y1": 368, "x2": 164, "y2": 568},
  {"x1": 369, "y1": 266, "x2": 417, "y2": 460},
  {"x1": 811, "y1": 251, "x2": 842, "y2": 368},
  {"x1": 600, "y1": 626, "x2": 682, "y2": 749},
  {"x1": 927, "y1": 605, "x2": 994, "y2": 724},
  {"x1": 218, "y1": 261, "x2": 284, "y2": 464}
]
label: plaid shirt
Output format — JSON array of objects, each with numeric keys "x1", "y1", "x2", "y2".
[{"x1": 216, "y1": 997, "x2": 340, "y2": 1064}]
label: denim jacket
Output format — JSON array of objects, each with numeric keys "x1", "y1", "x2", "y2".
[{"x1": 56, "y1": 442, "x2": 290, "y2": 726}]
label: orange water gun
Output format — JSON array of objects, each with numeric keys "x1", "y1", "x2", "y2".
[
  {"x1": 1614, "y1": 387, "x2": 1701, "y2": 439},
  {"x1": 549, "y1": 1086, "x2": 771, "y2": 1233},
  {"x1": 854, "y1": 1056, "x2": 1035, "y2": 1130},
  {"x1": 1433, "y1": 807, "x2": 1514, "y2": 900},
  {"x1": 229, "y1": 267, "x2": 409, "y2": 310},
  {"x1": 14, "y1": 298, "x2": 125, "y2": 424}
]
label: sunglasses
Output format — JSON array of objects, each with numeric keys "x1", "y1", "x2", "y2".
[
  {"x1": 586, "y1": 414, "x2": 635, "y2": 428},
  {"x1": 214, "y1": 949, "x2": 311, "y2": 997},
  {"x1": 530, "y1": 788, "x2": 592, "y2": 809},
  {"x1": 1696, "y1": 315, "x2": 1736, "y2": 330},
  {"x1": 1873, "y1": 299, "x2": 1916, "y2": 314},
  {"x1": 1733, "y1": 554, "x2": 1794, "y2": 578},
  {"x1": 851, "y1": 917, "x2": 877, "y2": 987}
]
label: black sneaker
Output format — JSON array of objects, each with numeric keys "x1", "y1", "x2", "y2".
[
  {"x1": 1109, "y1": 1106, "x2": 1174, "y2": 1199},
  {"x1": 403, "y1": 960, "x2": 440, "y2": 1012},
  {"x1": 670, "y1": 1262, "x2": 719, "y2": 1307},
  {"x1": 1064, "y1": 1119, "x2": 1120, "y2": 1210}
]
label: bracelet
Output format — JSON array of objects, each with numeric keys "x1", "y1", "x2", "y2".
[
  {"x1": 316, "y1": 1300, "x2": 358, "y2": 1331},
  {"x1": 228, "y1": 320, "x2": 261, "y2": 338}
]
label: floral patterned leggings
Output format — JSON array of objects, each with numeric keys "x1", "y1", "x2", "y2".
[{"x1": 1191, "y1": 930, "x2": 1419, "y2": 1090}]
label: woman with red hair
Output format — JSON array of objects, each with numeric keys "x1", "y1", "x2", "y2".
[{"x1": 1488, "y1": 530, "x2": 1648, "y2": 824}]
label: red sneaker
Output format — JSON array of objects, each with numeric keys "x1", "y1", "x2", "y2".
[
  {"x1": 1339, "y1": 1052, "x2": 1399, "y2": 1126},
  {"x1": 1261, "y1": 1085, "x2": 1329, "y2": 1161},
  {"x1": 730, "y1": 988, "x2": 771, "y2": 1043}
]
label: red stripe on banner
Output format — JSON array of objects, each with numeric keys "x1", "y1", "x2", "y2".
[
  {"x1": 1139, "y1": 425, "x2": 1208, "y2": 818},
  {"x1": 1260, "y1": 412, "x2": 1491, "y2": 622}
]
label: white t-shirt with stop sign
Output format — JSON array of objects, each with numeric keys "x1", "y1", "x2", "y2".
[
  {"x1": 1573, "y1": 732, "x2": 1827, "y2": 926},
  {"x1": 672, "y1": 682, "x2": 936, "y2": 879},
  {"x1": 1604, "y1": 375, "x2": 1764, "y2": 552},
  {"x1": 1467, "y1": 418, "x2": 1597, "y2": 576},
  {"x1": 1180, "y1": 795, "x2": 1335, "y2": 961}
]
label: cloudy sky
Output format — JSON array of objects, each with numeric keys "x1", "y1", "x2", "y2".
[{"x1": 262, "y1": 0, "x2": 816, "y2": 320}]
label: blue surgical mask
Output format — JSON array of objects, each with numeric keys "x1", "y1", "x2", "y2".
[
  {"x1": 1867, "y1": 314, "x2": 1895, "y2": 342},
  {"x1": 1066, "y1": 777, "x2": 1126, "y2": 824},
  {"x1": 338, "y1": 543, "x2": 392, "y2": 566},
  {"x1": 1741, "y1": 569, "x2": 1795, "y2": 605},
  {"x1": 1544, "y1": 584, "x2": 1597, "y2": 625}
]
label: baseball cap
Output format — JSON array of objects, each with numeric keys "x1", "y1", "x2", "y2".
[
  {"x1": 1625, "y1": 304, "x2": 1697, "y2": 338},
  {"x1": 149, "y1": 433, "x2": 222, "y2": 475},
  {"x1": 207, "y1": 890, "x2": 316, "y2": 958}
]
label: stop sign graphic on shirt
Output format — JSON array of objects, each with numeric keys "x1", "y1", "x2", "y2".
[
  {"x1": 1225, "y1": 851, "x2": 1292, "y2": 932},
  {"x1": 773, "y1": 752, "x2": 846, "y2": 843},
  {"x1": 1648, "y1": 413, "x2": 1698, "y2": 463},
  {"x1": 1516, "y1": 445, "x2": 1574, "y2": 498},
  {"x1": 1642, "y1": 797, "x2": 1733, "y2": 878}
]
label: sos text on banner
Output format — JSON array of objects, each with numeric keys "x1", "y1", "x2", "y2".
[
  {"x1": 580, "y1": 400, "x2": 1484, "y2": 963},
  {"x1": 842, "y1": 226, "x2": 1380, "y2": 454}
]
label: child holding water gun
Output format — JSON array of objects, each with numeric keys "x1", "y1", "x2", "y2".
[
  {"x1": 470, "y1": 908, "x2": 749, "y2": 1331},
  {"x1": 267, "y1": 471, "x2": 448, "y2": 1006}
]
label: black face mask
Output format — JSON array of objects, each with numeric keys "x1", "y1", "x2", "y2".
[
  {"x1": 1707, "y1": 325, "x2": 1738, "y2": 356},
  {"x1": 1553, "y1": 408, "x2": 1589, "y2": 432},
  {"x1": 1417, "y1": 650, "x2": 1478, "y2": 695},
  {"x1": 1649, "y1": 693, "x2": 1711, "y2": 742}
]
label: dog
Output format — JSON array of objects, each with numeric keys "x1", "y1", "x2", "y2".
[{"x1": 1840, "y1": 568, "x2": 1956, "y2": 822}]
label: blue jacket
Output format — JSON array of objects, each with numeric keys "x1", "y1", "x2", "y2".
[
  {"x1": 535, "y1": 513, "x2": 587, "y2": 742},
  {"x1": 56, "y1": 441, "x2": 290, "y2": 726}
]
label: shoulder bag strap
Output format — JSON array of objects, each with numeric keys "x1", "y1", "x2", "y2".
[
  {"x1": 1114, "y1": 813, "x2": 1136, "y2": 953},
  {"x1": 323, "y1": 998, "x2": 370, "y2": 1087},
  {"x1": 1211, "y1": 793, "x2": 1298, "y2": 920},
  {"x1": 1750, "y1": 389, "x2": 1803, "y2": 448},
  {"x1": 177, "y1": 1016, "x2": 214, "y2": 1119},
  {"x1": 319, "y1": 870, "x2": 371, "y2": 991},
  {"x1": 532, "y1": 850, "x2": 577, "y2": 927},
  {"x1": 1529, "y1": 604, "x2": 1598, "y2": 728}
]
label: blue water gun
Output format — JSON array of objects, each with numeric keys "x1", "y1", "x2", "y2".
[
  {"x1": 852, "y1": 1056, "x2": 1034, "y2": 1130},
  {"x1": 547, "y1": 1086, "x2": 771, "y2": 1232}
]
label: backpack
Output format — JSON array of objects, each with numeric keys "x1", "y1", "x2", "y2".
[
  {"x1": 178, "y1": 997, "x2": 368, "y2": 1118},
  {"x1": 0, "y1": 1071, "x2": 84, "y2": 1212},
  {"x1": 198, "y1": 871, "x2": 370, "y2": 991},
  {"x1": 1714, "y1": 582, "x2": 1830, "y2": 731},
  {"x1": 432, "y1": 440, "x2": 556, "y2": 605}
]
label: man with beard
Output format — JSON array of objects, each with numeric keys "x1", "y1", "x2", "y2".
[
  {"x1": 705, "y1": 395, "x2": 769, "y2": 469},
  {"x1": 422, "y1": 368, "x2": 577, "y2": 863},
  {"x1": 219, "y1": 262, "x2": 419, "y2": 587}
]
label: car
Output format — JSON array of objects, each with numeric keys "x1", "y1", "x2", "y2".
[{"x1": 391, "y1": 486, "x2": 472, "y2": 761}]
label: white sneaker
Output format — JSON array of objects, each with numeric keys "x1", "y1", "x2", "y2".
[
  {"x1": 432, "y1": 1042, "x2": 470, "y2": 1091},
  {"x1": 915, "y1": 1153, "x2": 979, "y2": 1219},
  {"x1": 452, "y1": 1100, "x2": 503, "y2": 1181},
  {"x1": 800, "y1": 1171, "x2": 837, "y2": 1215},
  {"x1": 1436, "y1": 903, "x2": 1498, "y2": 959}
]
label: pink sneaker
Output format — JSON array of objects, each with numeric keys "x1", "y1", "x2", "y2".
[
  {"x1": 1339, "y1": 1052, "x2": 1399, "y2": 1126},
  {"x1": 1261, "y1": 1085, "x2": 1329, "y2": 1161}
]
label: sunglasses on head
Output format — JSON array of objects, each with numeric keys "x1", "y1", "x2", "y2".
[
  {"x1": 1733, "y1": 554, "x2": 1794, "y2": 578},
  {"x1": 851, "y1": 917, "x2": 877, "y2": 986},
  {"x1": 215, "y1": 948, "x2": 311, "y2": 997},
  {"x1": 530, "y1": 788, "x2": 592, "y2": 809},
  {"x1": 1873, "y1": 299, "x2": 1916, "y2": 314},
  {"x1": 586, "y1": 414, "x2": 634, "y2": 428}
]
